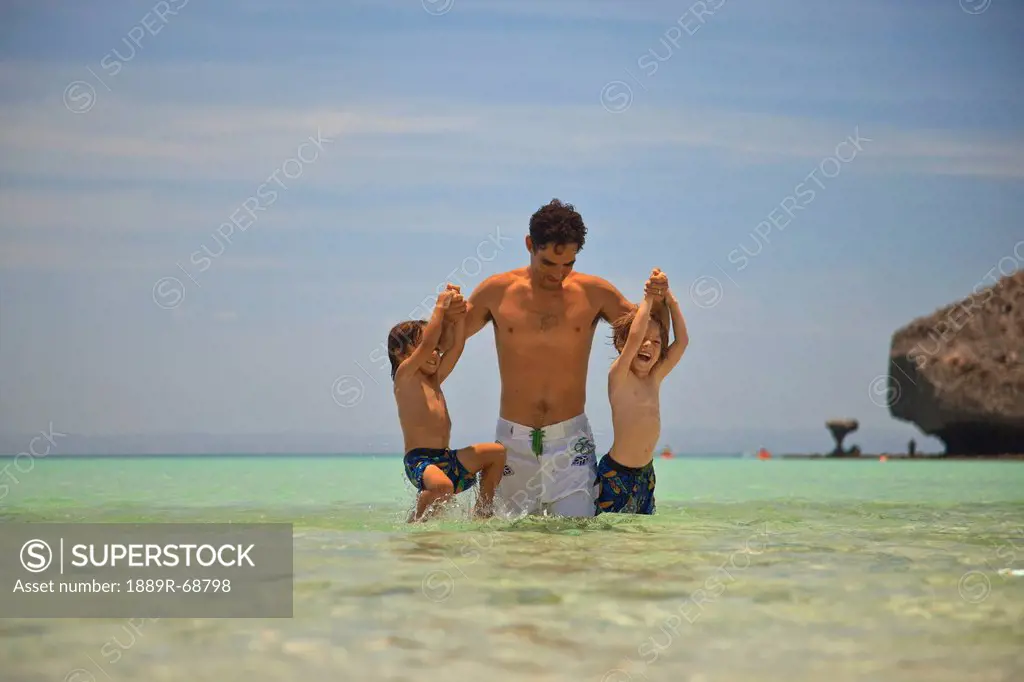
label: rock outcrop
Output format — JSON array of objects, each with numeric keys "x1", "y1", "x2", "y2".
[
  {"x1": 888, "y1": 270, "x2": 1024, "y2": 455},
  {"x1": 825, "y1": 419, "x2": 859, "y2": 456}
]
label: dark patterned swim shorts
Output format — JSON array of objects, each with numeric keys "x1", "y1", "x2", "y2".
[
  {"x1": 404, "y1": 448, "x2": 476, "y2": 493},
  {"x1": 595, "y1": 453, "x2": 656, "y2": 515}
]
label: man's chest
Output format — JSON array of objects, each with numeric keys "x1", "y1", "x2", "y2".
[{"x1": 494, "y1": 291, "x2": 597, "y2": 333}]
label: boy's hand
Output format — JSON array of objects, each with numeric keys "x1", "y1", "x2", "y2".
[{"x1": 437, "y1": 288, "x2": 457, "y2": 309}]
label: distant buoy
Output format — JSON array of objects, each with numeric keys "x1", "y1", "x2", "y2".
[
  {"x1": 757, "y1": 448, "x2": 772, "y2": 460},
  {"x1": 879, "y1": 455, "x2": 888, "y2": 462}
]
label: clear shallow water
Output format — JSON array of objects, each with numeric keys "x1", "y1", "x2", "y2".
[{"x1": 1, "y1": 457, "x2": 1023, "y2": 682}]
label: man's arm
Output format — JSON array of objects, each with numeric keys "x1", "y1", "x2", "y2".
[
  {"x1": 463, "y1": 274, "x2": 501, "y2": 339},
  {"x1": 436, "y1": 314, "x2": 466, "y2": 384},
  {"x1": 651, "y1": 290, "x2": 688, "y2": 382},
  {"x1": 595, "y1": 277, "x2": 635, "y2": 326}
]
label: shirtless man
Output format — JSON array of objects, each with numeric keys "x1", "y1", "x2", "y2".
[{"x1": 455, "y1": 199, "x2": 667, "y2": 517}]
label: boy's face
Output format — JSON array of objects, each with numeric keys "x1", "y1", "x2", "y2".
[
  {"x1": 399, "y1": 336, "x2": 441, "y2": 376},
  {"x1": 630, "y1": 320, "x2": 663, "y2": 377},
  {"x1": 423, "y1": 347, "x2": 441, "y2": 374},
  {"x1": 410, "y1": 345, "x2": 440, "y2": 375}
]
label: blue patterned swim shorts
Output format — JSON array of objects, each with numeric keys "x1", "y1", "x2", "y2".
[
  {"x1": 403, "y1": 448, "x2": 476, "y2": 493},
  {"x1": 595, "y1": 453, "x2": 656, "y2": 515}
]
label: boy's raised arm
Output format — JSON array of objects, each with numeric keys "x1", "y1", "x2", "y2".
[
  {"x1": 652, "y1": 289, "x2": 689, "y2": 381},
  {"x1": 394, "y1": 291, "x2": 451, "y2": 381},
  {"x1": 436, "y1": 312, "x2": 467, "y2": 384},
  {"x1": 437, "y1": 284, "x2": 462, "y2": 353}
]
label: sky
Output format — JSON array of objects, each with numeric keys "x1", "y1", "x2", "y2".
[{"x1": 0, "y1": 0, "x2": 1022, "y2": 454}]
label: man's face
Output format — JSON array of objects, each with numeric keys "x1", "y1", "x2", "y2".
[{"x1": 528, "y1": 239, "x2": 578, "y2": 290}]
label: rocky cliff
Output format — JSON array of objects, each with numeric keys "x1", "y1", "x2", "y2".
[{"x1": 888, "y1": 270, "x2": 1024, "y2": 455}]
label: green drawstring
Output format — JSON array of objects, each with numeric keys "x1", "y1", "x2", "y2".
[{"x1": 530, "y1": 428, "x2": 544, "y2": 458}]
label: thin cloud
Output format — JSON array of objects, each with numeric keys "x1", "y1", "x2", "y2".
[
  {"x1": 0, "y1": 239, "x2": 288, "y2": 272},
  {"x1": 3, "y1": 96, "x2": 1022, "y2": 186}
]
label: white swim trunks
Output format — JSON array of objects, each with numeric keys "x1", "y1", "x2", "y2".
[{"x1": 494, "y1": 413, "x2": 599, "y2": 518}]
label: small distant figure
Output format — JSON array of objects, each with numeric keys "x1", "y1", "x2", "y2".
[
  {"x1": 389, "y1": 285, "x2": 507, "y2": 522},
  {"x1": 908, "y1": 439, "x2": 917, "y2": 457},
  {"x1": 598, "y1": 268, "x2": 688, "y2": 515}
]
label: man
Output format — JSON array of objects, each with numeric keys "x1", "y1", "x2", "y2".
[{"x1": 452, "y1": 199, "x2": 667, "y2": 517}]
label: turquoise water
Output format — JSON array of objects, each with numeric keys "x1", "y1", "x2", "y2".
[{"x1": 1, "y1": 457, "x2": 1023, "y2": 681}]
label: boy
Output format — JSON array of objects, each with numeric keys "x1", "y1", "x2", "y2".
[
  {"x1": 388, "y1": 285, "x2": 507, "y2": 522},
  {"x1": 597, "y1": 268, "x2": 688, "y2": 514}
]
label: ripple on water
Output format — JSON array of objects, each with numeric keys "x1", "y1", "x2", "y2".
[
  {"x1": 0, "y1": 622, "x2": 51, "y2": 639},
  {"x1": 334, "y1": 584, "x2": 419, "y2": 598},
  {"x1": 489, "y1": 623, "x2": 581, "y2": 651},
  {"x1": 488, "y1": 587, "x2": 564, "y2": 606},
  {"x1": 362, "y1": 635, "x2": 425, "y2": 651}
]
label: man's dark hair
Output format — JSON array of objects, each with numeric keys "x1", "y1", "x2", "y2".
[
  {"x1": 529, "y1": 198, "x2": 587, "y2": 252},
  {"x1": 387, "y1": 320, "x2": 426, "y2": 380}
]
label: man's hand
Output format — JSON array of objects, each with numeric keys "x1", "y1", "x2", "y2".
[
  {"x1": 442, "y1": 284, "x2": 467, "y2": 317},
  {"x1": 437, "y1": 287, "x2": 458, "y2": 310},
  {"x1": 644, "y1": 268, "x2": 669, "y2": 300}
]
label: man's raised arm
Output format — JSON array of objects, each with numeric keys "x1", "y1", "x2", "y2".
[
  {"x1": 596, "y1": 276, "x2": 634, "y2": 325},
  {"x1": 463, "y1": 274, "x2": 500, "y2": 339}
]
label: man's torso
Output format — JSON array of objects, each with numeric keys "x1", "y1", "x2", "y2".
[{"x1": 489, "y1": 271, "x2": 603, "y2": 427}]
